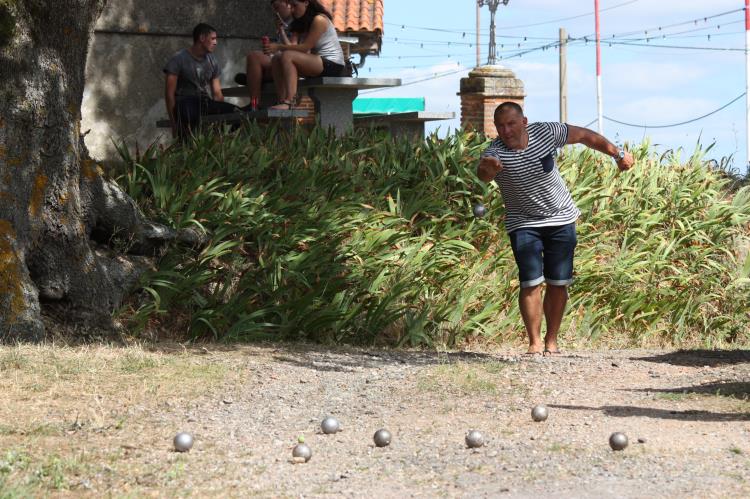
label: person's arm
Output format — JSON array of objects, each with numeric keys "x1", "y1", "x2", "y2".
[
  {"x1": 211, "y1": 78, "x2": 224, "y2": 102},
  {"x1": 276, "y1": 14, "x2": 292, "y2": 45},
  {"x1": 477, "y1": 154, "x2": 503, "y2": 182},
  {"x1": 565, "y1": 124, "x2": 635, "y2": 171},
  {"x1": 266, "y1": 15, "x2": 327, "y2": 54},
  {"x1": 165, "y1": 73, "x2": 178, "y2": 137}
]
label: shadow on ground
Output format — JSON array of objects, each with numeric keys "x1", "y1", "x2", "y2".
[
  {"x1": 142, "y1": 340, "x2": 509, "y2": 371},
  {"x1": 270, "y1": 349, "x2": 505, "y2": 372},
  {"x1": 627, "y1": 381, "x2": 750, "y2": 400},
  {"x1": 550, "y1": 404, "x2": 750, "y2": 422},
  {"x1": 632, "y1": 349, "x2": 750, "y2": 367}
]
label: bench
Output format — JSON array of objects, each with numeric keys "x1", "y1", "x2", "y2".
[
  {"x1": 222, "y1": 77, "x2": 401, "y2": 136},
  {"x1": 155, "y1": 108, "x2": 309, "y2": 129},
  {"x1": 354, "y1": 111, "x2": 456, "y2": 140}
]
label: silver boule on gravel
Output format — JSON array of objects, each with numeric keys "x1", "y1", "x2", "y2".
[
  {"x1": 531, "y1": 404, "x2": 549, "y2": 422},
  {"x1": 609, "y1": 432, "x2": 628, "y2": 451},
  {"x1": 473, "y1": 203, "x2": 487, "y2": 218},
  {"x1": 321, "y1": 416, "x2": 340, "y2": 434},
  {"x1": 373, "y1": 429, "x2": 392, "y2": 447},
  {"x1": 173, "y1": 432, "x2": 194, "y2": 452},
  {"x1": 465, "y1": 430, "x2": 484, "y2": 448},
  {"x1": 292, "y1": 443, "x2": 312, "y2": 462}
]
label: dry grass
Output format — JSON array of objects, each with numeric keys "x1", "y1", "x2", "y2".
[
  {"x1": 416, "y1": 360, "x2": 515, "y2": 396},
  {"x1": 0, "y1": 343, "x2": 236, "y2": 495}
]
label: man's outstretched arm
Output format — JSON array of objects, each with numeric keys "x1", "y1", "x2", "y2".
[{"x1": 566, "y1": 124, "x2": 635, "y2": 171}]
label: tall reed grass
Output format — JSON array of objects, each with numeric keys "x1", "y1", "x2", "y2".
[{"x1": 115, "y1": 125, "x2": 750, "y2": 347}]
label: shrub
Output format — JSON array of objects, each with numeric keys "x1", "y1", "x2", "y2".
[{"x1": 116, "y1": 125, "x2": 750, "y2": 347}]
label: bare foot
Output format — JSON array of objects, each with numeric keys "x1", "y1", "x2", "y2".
[
  {"x1": 525, "y1": 344, "x2": 544, "y2": 356},
  {"x1": 544, "y1": 339, "x2": 559, "y2": 354}
]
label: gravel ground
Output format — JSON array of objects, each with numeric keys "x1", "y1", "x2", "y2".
[
  {"x1": 100, "y1": 347, "x2": 750, "y2": 497},
  {"x1": 93, "y1": 345, "x2": 750, "y2": 498}
]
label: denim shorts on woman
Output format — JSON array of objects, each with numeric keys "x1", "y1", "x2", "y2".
[{"x1": 508, "y1": 222, "x2": 577, "y2": 288}]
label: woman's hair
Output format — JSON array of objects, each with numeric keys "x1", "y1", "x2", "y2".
[{"x1": 289, "y1": 0, "x2": 333, "y2": 34}]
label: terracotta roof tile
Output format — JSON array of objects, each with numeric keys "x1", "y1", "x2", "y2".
[{"x1": 321, "y1": 0, "x2": 384, "y2": 34}]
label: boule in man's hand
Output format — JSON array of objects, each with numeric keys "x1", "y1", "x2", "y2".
[{"x1": 478, "y1": 155, "x2": 503, "y2": 182}]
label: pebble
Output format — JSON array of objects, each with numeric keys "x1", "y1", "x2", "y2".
[{"x1": 133, "y1": 347, "x2": 748, "y2": 497}]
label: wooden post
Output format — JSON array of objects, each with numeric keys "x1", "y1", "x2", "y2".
[
  {"x1": 559, "y1": 27, "x2": 568, "y2": 123},
  {"x1": 595, "y1": 0, "x2": 603, "y2": 134},
  {"x1": 745, "y1": 0, "x2": 749, "y2": 173},
  {"x1": 476, "y1": 3, "x2": 481, "y2": 67}
]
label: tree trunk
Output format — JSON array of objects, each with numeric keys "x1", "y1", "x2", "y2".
[{"x1": 0, "y1": 1, "x2": 178, "y2": 341}]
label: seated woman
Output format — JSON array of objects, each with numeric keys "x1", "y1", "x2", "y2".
[
  {"x1": 244, "y1": 0, "x2": 296, "y2": 110},
  {"x1": 264, "y1": 0, "x2": 345, "y2": 109}
]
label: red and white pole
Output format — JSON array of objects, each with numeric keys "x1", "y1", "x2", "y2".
[
  {"x1": 595, "y1": 0, "x2": 603, "y2": 134},
  {"x1": 745, "y1": 0, "x2": 749, "y2": 172}
]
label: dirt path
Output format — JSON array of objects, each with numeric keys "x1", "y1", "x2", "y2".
[{"x1": 0, "y1": 344, "x2": 748, "y2": 497}]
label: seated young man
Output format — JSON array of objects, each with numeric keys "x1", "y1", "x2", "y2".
[{"x1": 164, "y1": 23, "x2": 237, "y2": 140}]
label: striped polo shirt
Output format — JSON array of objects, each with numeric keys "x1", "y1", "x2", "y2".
[{"x1": 482, "y1": 122, "x2": 580, "y2": 233}]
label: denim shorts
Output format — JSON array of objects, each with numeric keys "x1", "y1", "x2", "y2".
[{"x1": 508, "y1": 223, "x2": 577, "y2": 288}]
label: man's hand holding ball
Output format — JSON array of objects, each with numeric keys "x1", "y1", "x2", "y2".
[{"x1": 477, "y1": 155, "x2": 503, "y2": 182}]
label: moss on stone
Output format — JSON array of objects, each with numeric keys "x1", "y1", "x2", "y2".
[{"x1": 0, "y1": 219, "x2": 24, "y2": 324}]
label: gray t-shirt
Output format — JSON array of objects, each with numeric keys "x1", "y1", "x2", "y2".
[{"x1": 163, "y1": 48, "x2": 221, "y2": 98}]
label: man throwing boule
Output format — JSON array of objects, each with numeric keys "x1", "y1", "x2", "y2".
[{"x1": 477, "y1": 102, "x2": 634, "y2": 356}]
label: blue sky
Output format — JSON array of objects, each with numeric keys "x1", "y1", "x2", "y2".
[{"x1": 359, "y1": 0, "x2": 749, "y2": 174}]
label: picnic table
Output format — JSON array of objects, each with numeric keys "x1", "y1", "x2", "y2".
[
  {"x1": 222, "y1": 77, "x2": 401, "y2": 136},
  {"x1": 354, "y1": 111, "x2": 456, "y2": 140},
  {"x1": 155, "y1": 108, "x2": 309, "y2": 129}
]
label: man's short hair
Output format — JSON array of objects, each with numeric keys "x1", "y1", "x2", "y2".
[
  {"x1": 494, "y1": 101, "x2": 524, "y2": 119},
  {"x1": 193, "y1": 23, "x2": 217, "y2": 43}
]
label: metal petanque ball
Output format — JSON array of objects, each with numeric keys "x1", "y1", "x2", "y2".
[
  {"x1": 609, "y1": 432, "x2": 628, "y2": 451},
  {"x1": 321, "y1": 417, "x2": 340, "y2": 434},
  {"x1": 373, "y1": 429, "x2": 391, "y2": 447},
  {"x1": 173, "y1": 432, "x2": 194, "y2": 452},
  {"x1": 531, "y1": 405, "x2": 549, "y2": 422},
  {"x1": 465, "y1": 430, "x2": 484, "y2": 449},
  {"x1": 292, "y1": 443, "x2": 312, "y2": 462},
  {"x1": 473, "y1": 203, "x2": 487, "y2": 218}
]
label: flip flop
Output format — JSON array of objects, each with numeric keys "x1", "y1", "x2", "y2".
[
  {"x1": 543, "y1": 348, "x2": 561, "y2": 357},
  {"x1": 523, "y1": 351, "x2": 543, "y2": 356}
]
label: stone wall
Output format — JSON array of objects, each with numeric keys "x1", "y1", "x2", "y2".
[{"x1": 82, "y1": 0, "x2": 274, "y2": 162}]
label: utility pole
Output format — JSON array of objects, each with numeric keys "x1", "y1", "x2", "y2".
[
  {"x1": 476, "y1": 3, "x2": 481, "y2": 67},
  {"x1": 595, "y1": 0, "x2": 603, "y2": 134},
  {"x1": 560, "y1": 28, "x2": 568, "y2": 123},
  {"x1": 745, "y1": 0, "x2": 749, "y2": 173},
  {"x1": 477, "y1": 0, "x2": 510, "y2": 65}
]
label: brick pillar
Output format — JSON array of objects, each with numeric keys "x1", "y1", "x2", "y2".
[{"x1": 459, "y1": 65, "x2": 525, "y2": 137}]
